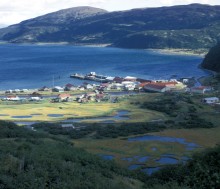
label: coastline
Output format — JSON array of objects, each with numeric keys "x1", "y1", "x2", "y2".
[
  {"x1": 150, "y1": 48, "x2": 208, "y2": 57},
  {"x1": 0, "y1": 41, "x2": 208, "y2": 56}
]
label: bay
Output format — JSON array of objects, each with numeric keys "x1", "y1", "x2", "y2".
[{"x1": 0, "y1": 44, "x2": 209, "y2": 90}]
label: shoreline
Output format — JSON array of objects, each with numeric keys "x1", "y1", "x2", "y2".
[
  {"x1": 150, "y1": 48, "x2": 208, "y2": 57},
  {"x1": 151, "y1": 49, "x2": 208, "y2": 57},
  {"x1": 0, "y1": 41, "x2": 208, "y2": 56}
]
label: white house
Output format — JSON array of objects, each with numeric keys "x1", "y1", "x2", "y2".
[
  {"x1": 29, "y1": 96, "x2": 41, "y2": 101},
  {"x1": 202, "y1": 97, "x2": 219, "y2": 104},
  {"x1": 191, "y1": 86, "x2": 213, "y2": 94}
]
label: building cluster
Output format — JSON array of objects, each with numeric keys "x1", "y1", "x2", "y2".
[{"x1": 1, "y1": 72, "x2": 218, "y2": 105}]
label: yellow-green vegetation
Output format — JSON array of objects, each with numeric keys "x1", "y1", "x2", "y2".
[
  {"x1": 0, "y1": 93, "x2": 166, "y2": 122},
  {"x1": 0, "y1": 99, "x2": 119, "y2": 121},
  {"x1": 73, "y1": 91, "x2": 220, "y2": 168}
]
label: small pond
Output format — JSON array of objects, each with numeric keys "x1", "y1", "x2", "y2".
[
  {"x1": 142, "y1": 167, "x2": 161, "y2": 175},
  {"x1": 156, "y1": 156, "x2": 179, "y2": 164},
  {"x1": 11, "y1": 116, "x2": 33, "y2": 119},
  {"x1": 122, "y1": 156, "x2": 150, "y2": 163},
  {"x1": 128, "y1": 164, "x2": 144, "y2": 170},
  {"x1": 47, "y1": 114, "x2": 64, "y2": 117},
  {"x1": 98, "y1": 154, "x2": 114, "y2": 160}
]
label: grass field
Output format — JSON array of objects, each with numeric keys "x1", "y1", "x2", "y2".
[{"x1": 0, "y1": 94, "x2": 166, "y2": 122}]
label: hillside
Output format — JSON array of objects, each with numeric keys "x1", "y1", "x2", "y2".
[
  {"x1": 0, "y1": 4, "x2": 220, "y2": 49},
  {"x1": 0, "y1": 121, "x2": 144, "y2": 189},
  {"x1": 0, "y1": 121, "x2": 220, "y2": 189},
  {"x1": 201, "y1": 43, "x2": 220, "y2": 72}
]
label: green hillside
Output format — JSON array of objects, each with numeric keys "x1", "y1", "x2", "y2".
[{"x1": 0, "y1": 121, "x2": 143, "y2": 189}]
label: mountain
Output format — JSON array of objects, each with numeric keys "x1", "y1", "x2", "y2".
[
  {"x1": 201, "y1": 43, "x2": 220, "y2": 72},
  {"x1": 0, "y1": 4, "x2": 220, "y2": 49}
]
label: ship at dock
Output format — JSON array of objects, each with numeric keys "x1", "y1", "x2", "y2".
[{"x1": 70, "y1": 72, "x2": 110, "y2": 83}]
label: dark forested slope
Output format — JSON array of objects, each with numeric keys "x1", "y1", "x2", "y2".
[
  {"x1": 201, "y1": 43, "x2": 220, "y2": 72},
  {"x1": 0, "y1": 4, "x2": 220, "y2": 49},
  {"x1": 0, "y1": 121, "x2": 143, "y2": 189}
]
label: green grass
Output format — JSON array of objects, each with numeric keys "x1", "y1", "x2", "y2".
[{"x1": 0, "y1": 94, "x2": 166, "y2": 122}]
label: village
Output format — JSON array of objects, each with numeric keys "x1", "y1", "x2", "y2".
[{"x1": 0, "y1": 72, "x2": 219, "y2": 105}]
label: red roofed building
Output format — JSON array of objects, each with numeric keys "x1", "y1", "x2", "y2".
[
  {"x1": 57, "y1": 93, "x2": 72, "y2": 101},
  {"x1": 65, "y1": 83, "x2": 77, "y2": 91},
  {"x1": 144, "y1": 83, "x2": 171, "y2": 93}
]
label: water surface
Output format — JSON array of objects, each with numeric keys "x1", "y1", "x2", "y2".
[{"x1": 0, "y1": 44, "x2": 209, "y2": 90}]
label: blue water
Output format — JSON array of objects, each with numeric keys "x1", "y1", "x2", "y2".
[
  {"x1": 128, "y1": 135, "x2": 200, "y2": 150},
  {"x1": 156, "y1": 157, "x2": 179, "y2": 164},
  {"x1": 98, "y1": 154, "x2": 114, "y2": 160},
  {"x1": 11, "y1": 116, "x2": 33, "y2": 119},
  {"x1": 0, "y1": 44, "x2": 209, "y2": 90},
  {"x1": 142, "y1": 167, "x2": 161, "y2": 175},
  {"x1": 122, "y1": 156, "x2": 150, "y2": 163}
]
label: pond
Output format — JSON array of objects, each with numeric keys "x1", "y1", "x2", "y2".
[
  {"x1": 60, "y1": 110, "x2": 129, "y2": 123},
  {"x1": 98, "y1": 154, "x2": 114, "y2": 160},
  {"x1": 47, "y1": 114, "x2": 64, "y2": 117},
  {"x1": 128, "y1": 135, "x2": 200, "y2": 150},
  {"x1": 122, "y1": 156, "x2": 150, "y2": 163},
  {"x1": 11, "y1": 116, "x2": 33, "y2": 119},
  {"x1": 142, "y1": 167, "x2": 161, "y2": 175}
]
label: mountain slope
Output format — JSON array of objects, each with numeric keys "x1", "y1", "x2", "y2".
[
  {"x1": 0, "y1": 121, "x2": 143, "y2": 189},
  {"x1": 0, "y1": 4, "x2": 220, "y2": 49},
  {"x1": 201, "y1": 43, "x2": 220, "y2": 72}
]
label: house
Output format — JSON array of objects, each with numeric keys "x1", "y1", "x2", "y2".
[
  {"x1": 136, "y1": 78, "x2": 152, "y2": 83},
  {"x1": 4, "y1": 95, "x2": 20, "y2": 101},
  {"x1": 29, "y1": 92, "x2": 42, "y2": 98},
  {"x1": 52, "y1": 86, "x2": 64, "y2": 92},
  {"x1": 29, "y1": 96, "x2": 41, "y2": 101},
  {"x1": 111, "y1": 83, "x2": 124, "y2": 90},
  {"x1": 106, "y1": 76, "x2": 114, "y2": 82},
  {"x1": 202, "y1": 97, "x2": 219, "y2": 104},
  {"x1": 5, "y1": 90, "x2": 13, "y2": 94},
  {"x1": 144, "y1": 83, "x2": 171, "y2": 93},
  {"x1": 122, "y1": 81, "x2": 136, "y2": 91},
  {"x1": 13, "y1": 89, "x2": 20, "y2": 93},
  {"x1": 84, "y1": 83, "x2": 94, "y2": 90},
  {"x1": 38, "y1": 86, "x2": 50, "y2": 91},
  {"x1": 191, "y1": 86, "x2": 213, "y2": 94},
  {"x1": 57, "y1": 93, "x2": 72, "y2": 102},
  {"x1": 64, "y1": 84, "x2": 77, "y2": 91},
  {"x1": 113, "y1": 77, "x2": 124, "y2": 83},
  {"x1": 21, "y1": 89, "x2": 29, "y2": 93},
  {"x1": 124, "y1": 76, "x2": 137, "y2": 82},
  {"x1": 61, "y1": 124, "x2": 75, "y2": 129}
]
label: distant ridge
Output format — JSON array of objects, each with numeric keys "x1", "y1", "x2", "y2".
[{"x1": 0, "y1": 4, "x2": 220, "y2": 49}]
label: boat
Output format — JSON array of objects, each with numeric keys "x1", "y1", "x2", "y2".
[{"x1": 70, "y1": 73, "x2": 85, "y2": 79}]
